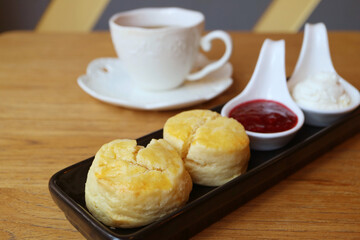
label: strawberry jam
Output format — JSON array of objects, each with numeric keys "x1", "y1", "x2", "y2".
[{"x1": 229, "y1": 99, "x2": 297, "y2": 133}]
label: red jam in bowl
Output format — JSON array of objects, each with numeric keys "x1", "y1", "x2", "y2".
[{"x1": 229, "y1": 99, "x2": 298, "y2": 133}]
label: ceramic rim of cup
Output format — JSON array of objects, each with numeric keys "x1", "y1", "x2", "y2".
[{"x1": 109, "y1": 7, "x2": 205, "y2": 31}]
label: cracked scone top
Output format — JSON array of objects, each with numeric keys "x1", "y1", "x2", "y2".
[
  {"x1": 164, "y1": 109, "x2": 250, "y2": 186},
  {"x1": 85, "y1": 139, "x2": 192, "y2": 228}
]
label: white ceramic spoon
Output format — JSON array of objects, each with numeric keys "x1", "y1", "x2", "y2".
[
  {"x1": 288, "y1": 22, "x2": 360, "y2": 127},
  {"x1": 221, "y1": 39, "x2": 304, "y2": 151}
]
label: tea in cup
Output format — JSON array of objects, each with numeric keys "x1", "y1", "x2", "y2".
[{"x1": 109, "y1": 7, "x2": 232, "y2": 91}]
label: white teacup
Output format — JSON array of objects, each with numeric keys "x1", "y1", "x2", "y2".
[{"x1": 109, "y1": 7, "x2": 232, "y2": 91}]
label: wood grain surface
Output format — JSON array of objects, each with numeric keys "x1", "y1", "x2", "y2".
[{"x1": 0, "y1": 31, "x2": 359, "y2": 239}]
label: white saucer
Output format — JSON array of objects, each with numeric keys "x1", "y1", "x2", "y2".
[{"x1": 77, "y1": 53, "x2": 233, "y2": 110}]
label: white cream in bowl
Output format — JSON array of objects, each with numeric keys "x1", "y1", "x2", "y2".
[
  {"x1": 288, "y1": 23, "x2": 360, "y2": 127},
  {"x1": 292, "y1": 72, "x2": 351, "y2": 110}
]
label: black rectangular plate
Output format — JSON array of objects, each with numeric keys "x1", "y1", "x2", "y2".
[{"x1": 49, "y1": 105, "x2": 360, "y2": 240}]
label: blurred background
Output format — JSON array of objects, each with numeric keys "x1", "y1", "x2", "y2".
[{"x1": 0, "y1": 0, "x2": 359, "y2": 33}]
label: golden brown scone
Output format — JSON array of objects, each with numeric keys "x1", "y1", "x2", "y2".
[
  {"x1": 85, "y1": 139, "x2": 192, "y2": 228},
  {"x1": 163, "y1": 109, "x2": 250, "y2": 186}
]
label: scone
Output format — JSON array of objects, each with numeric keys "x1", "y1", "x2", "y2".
[
  {"x1": 85, "y1": 139, "x2": 192, "y2": 228},
  {"x1": 163, "y1": 109, "x2": 250, "y2": 186}
]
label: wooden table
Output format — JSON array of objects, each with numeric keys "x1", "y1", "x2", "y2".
[{"x1": 0, "y1": 31, "x2": 359, "y2": 239}]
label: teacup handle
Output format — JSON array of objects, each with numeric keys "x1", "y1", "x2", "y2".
[{"x1": 186, "y1": 30, "x2": 232, "y2": 81}]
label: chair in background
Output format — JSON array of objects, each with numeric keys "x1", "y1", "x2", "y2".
[
  {"x1": 254, "y1": 0, "x2": 321, "y2": 33},
  {"x1": 36, "y1": 0, "x2": 109, "y2": 32},
  {"x1": 35, "y1": 0, "x2": 321, "y2": 33}
]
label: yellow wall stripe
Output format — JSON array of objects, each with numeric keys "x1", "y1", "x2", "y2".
[
  {"x1": 36, "y1": 0, "x2": 110, "y2": 32},
  {"x1": 253, "y1": 0, "x2": 321, "y2": 33}
]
